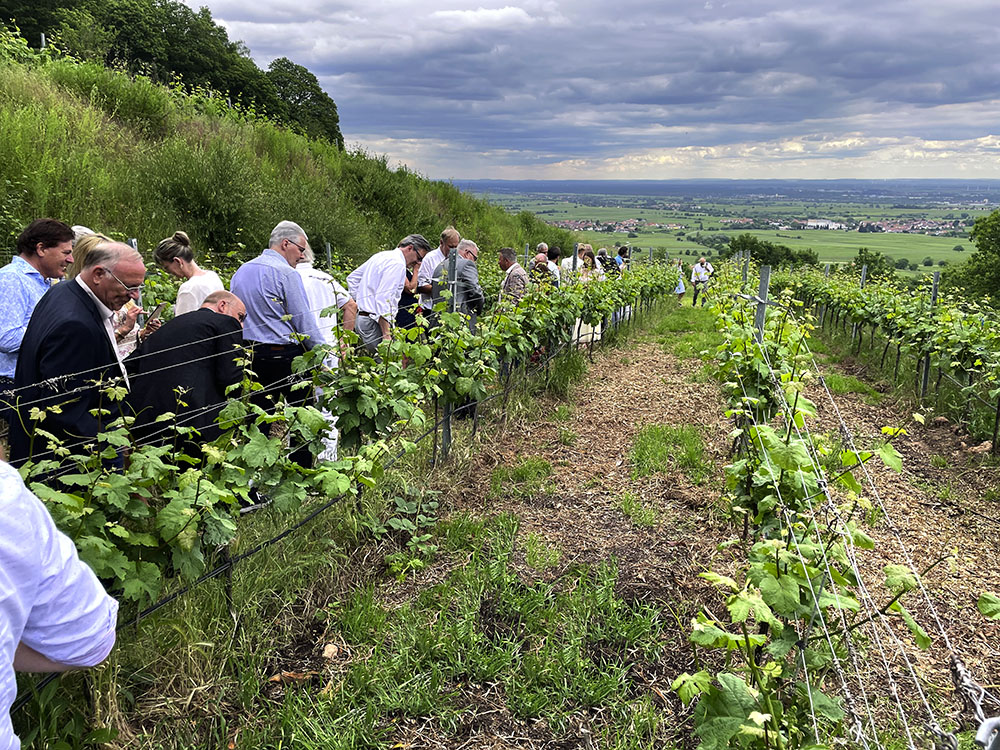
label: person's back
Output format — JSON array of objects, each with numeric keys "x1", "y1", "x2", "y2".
[
  {"x1": 127, "y1": 305, "x2": 244, "y2": 444},
  {"x1": 0, "y1": 461, "x2": 118, "y2": 749}
]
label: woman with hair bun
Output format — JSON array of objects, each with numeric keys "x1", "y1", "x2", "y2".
[{"x1": 154, "y1": 231, "x2": 223, "y2": 315}]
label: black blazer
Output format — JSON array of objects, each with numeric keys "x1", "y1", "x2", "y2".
[
  {"x1": 126, "y1": 308, "x2": 244, "y2": 445},
  {"x1": 10, "y1": 279, "x2": 123, "y2": 465}
]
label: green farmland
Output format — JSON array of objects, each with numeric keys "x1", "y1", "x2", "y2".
[{"x1": 481, "y1": 192, "x2": 978, "y2": 271}]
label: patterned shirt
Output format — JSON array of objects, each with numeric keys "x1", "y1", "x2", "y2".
[
  {"x1": 230, "y1": 249, "x2": 324, "y2": 348},
  {"x1": 0, "y1": 257, "x2": 52, "y2": 378}
]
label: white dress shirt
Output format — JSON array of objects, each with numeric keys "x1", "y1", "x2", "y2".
[
  {"x1": 0, "y1": 462, "x2": 118, "y2": 750},
  {"x1": 347, "y1": 248, "x2": 407, "y2": 321},
  {"x1": 75, "y1": 277, "x2": 130, "y2": 388},
  {"x1": 417, "y1": 246, "x2": 445, "y2": 310}
]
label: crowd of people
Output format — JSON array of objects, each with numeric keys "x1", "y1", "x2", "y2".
[{"x1": 2, "y1": 220, "x2": 646, "y2": 474}]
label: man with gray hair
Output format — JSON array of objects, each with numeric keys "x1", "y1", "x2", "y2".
[
  {"x1": 430, "y1": 238, "x2": 485, "y2": 332},
  {"x1": 10, "y1": 241, "x2": 146, "y2": 466},
  {"x1": 498, "y1": 246, "x2": 528, "y2": 305},
  {"x1": 230, "y1": 221, "x2": 325, "y2": 465},
  {"x1": 347, "y1": 234, "x2": 431, "y2": 353}
]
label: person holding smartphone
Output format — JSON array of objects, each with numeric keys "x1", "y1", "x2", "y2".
[{"x1": 154, "y1": 231, "x2": 224, "y2": 316}]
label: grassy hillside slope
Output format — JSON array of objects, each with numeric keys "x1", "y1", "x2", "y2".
[{"x1": 0, "y1": 29, "x2": 573, "y2": 267}]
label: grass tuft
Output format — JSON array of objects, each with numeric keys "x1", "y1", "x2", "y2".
[
  {"x1": 489, "y1": 457, "x2": 553, "y2": 500},
  {"x1": 631, "y1": 424, "x2": 711, "y2": 484},
  {"x1": 615, "y1": 492, "x2": 660, "y2": 527},
  {"x1": 824, "y1": 373, "x2": 883, "y2": 404}
]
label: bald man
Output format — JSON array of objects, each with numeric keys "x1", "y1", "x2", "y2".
[
  {"x1": 126, "y1": 291, "x2": 247, "y2": 448},
  {"x1": 10, "y1": 241, "x2": 146, "y2": 466}
]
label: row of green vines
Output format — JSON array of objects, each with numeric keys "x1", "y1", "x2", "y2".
[
  {"x1": 672, "y1": 262, "x2": 930, "y2": 749},
  {"x1": 13, "y1": 263, "x2": 673, "y2": 609}
]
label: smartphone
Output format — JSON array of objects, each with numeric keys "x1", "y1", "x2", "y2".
[{"x1": 147, "y1": 302, "x2": 169, "y2": 323}]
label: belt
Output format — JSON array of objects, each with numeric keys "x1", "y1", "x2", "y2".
[
  {"x1": 247, "y1": 341, "x2": 302, "y2": 354},
  {"x1": 358, "y1": 311, "x2": 379, "y2": 318}
]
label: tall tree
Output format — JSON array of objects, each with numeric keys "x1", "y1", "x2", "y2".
[
  {"x1": 942, "y1": 208, "x2": 1000, "y2": 306},
  {"x1": 266, "y1": 57, "x2": 344, "y2": 149}
]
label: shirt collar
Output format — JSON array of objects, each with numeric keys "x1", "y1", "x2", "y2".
[
  {"x1": 75, "y1": 276, "x2": 115, "y2": 319},
  {"x1": 11, "y1": 255, "x2": 50, "y2": 283}
]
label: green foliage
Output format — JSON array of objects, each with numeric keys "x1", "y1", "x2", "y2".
[
  {"x1": 723, "y1": 233, "x2": 819, "y2": 267},
  {"x1": 678, "y1": 261, "x2": 927, "y2": 749},
  {"x1": 631, "y1": 423, "x2": 710, "y2": 483},
  {"x1": 943, "y1": 208, "x2": 1000, "y2": 306},
  {"x1": 0, "y1": 34, "x2": 575, "y2": 266},
  {"x1": 266, "y1": 57, "x2": 343, "y2": 148},
  {"x1": 977, "y1": 592, "x2": 1000, "y2": 620},
  {"x1": 837, "y1": 247, "x2": 897, "y2": 281}
]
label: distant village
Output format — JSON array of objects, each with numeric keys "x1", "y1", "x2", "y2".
[{"x1": 550, "y1": 216, "x2": 967, "y2": 236}]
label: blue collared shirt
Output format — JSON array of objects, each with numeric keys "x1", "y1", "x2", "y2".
[
  {"x1": 230, "y1": 249, "x2": 324, "y2": 348},
  {"x1": 0, "y1": 256, "x2": 52, "y2": 378}
]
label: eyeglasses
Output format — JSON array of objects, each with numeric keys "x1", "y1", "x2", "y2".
[
  {"x1": 103, "y1": 267, "x2": 144, "y2": 294},
  {"x1": 285, "y1": 238, "x2": 306, "y2": 254}
]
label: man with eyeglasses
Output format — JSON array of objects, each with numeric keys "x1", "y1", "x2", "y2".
[
  {"x1": 347, "y1": 234, "x2": 432, "y2": 354},
  {"x1": 230, "y1": 221, "x2": 325, "y2": 466},
  {"x1": 429, "y1": 238, "x2": 485, "y2": 333},
  {"x1": 416, "y1": 226, "x2": 460, "y2": 313},
  {"x1": 9, "y1": 241, "x2": 146, "y2": 466},
  {"x1": 126, "y1": 291, "x2": 247, "y2": 455}
]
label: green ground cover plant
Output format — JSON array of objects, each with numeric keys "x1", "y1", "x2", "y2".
[
  {"x1": 615, "y1": 491, "x2": 659, "y2": 527},
  {"x1": 823, "y1": 372, "x2": 884, "y2": 404},
  {"x1": 631, "y1": 424, "x2": 711, "y2": 484}
]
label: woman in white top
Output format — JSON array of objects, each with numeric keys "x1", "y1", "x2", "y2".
[{"x1": 155, "y1": 231, "x2": 223, "y2": 315}]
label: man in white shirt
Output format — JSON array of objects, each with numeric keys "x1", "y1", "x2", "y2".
[
  {"x1": 1, "y1": 461, "x2": 118, "y2": 749},
  {"x1": 691, "y1": 257, "x2": 714, "y2": 307},
  {"x1": 416, "y1": 227, "x2": 459, "y2": 312},
  {"x1": 296, "y1": 244, "x2": 357, "y2": 461},
  {"x1": 347, "y1": 234, "x2": 431, "y2": 353},
  {"x1": 296, "y1": 244, "x2": 357, "y2": 358}
]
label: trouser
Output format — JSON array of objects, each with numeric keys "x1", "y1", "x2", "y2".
[
  {"x1": 247, "y1": 342, "x2": 312, "y2": 466},
  {"x1": 355, "y1": 314, "x2": 384, "y2": 354},
  {"x1": 692, "y1": 280, "x2": 709, "y2": 306}
]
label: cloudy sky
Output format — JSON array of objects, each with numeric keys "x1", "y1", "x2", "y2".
[{"x1": 187, "y1": 0, "x2": 1000, "y2": 180}]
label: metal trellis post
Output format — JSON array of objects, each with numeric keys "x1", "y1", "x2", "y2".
[
  {"x1": 325, "y1": 241, "x2": 332, "y2": 270},
  {"x1": 850, "y1": 264, "x2": 867, "y2": 345},
  {"x1": 920, "y1": 271, "x2": 940, "y2": 400},
  {"x1": 440, "y1": 248, "x2": 459, "y2": 461},
  {"x1": 754, "y1": 266, "x2": 771, "y2": 343}
]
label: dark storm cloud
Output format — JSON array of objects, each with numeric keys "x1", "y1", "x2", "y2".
[{"x1": 187, "y1": 0, "x2": 1000, "y2": 176}]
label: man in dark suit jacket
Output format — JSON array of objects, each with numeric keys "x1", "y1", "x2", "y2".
[
  {"x1": 10, "y1": 242, "x2": 146, "y2": 466},
  {"x1": 126, "y1": 291, "x2": 246, "y2": 449},
  {"x1": 430, "y1": 239, "x2": 485, "y2": 332}
]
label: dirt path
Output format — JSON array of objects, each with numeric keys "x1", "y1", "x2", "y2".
[{"x1": 378, "y1": 323, "x2": 735, "y2": 748}]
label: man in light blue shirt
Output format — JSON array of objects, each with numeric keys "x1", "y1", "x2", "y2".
[
  {"x1": 230, "y1": 221, "x2": 325, "y2": 465},
  {"x1": 0, "y1": 219, "x2": 75, "y2": 387}
]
